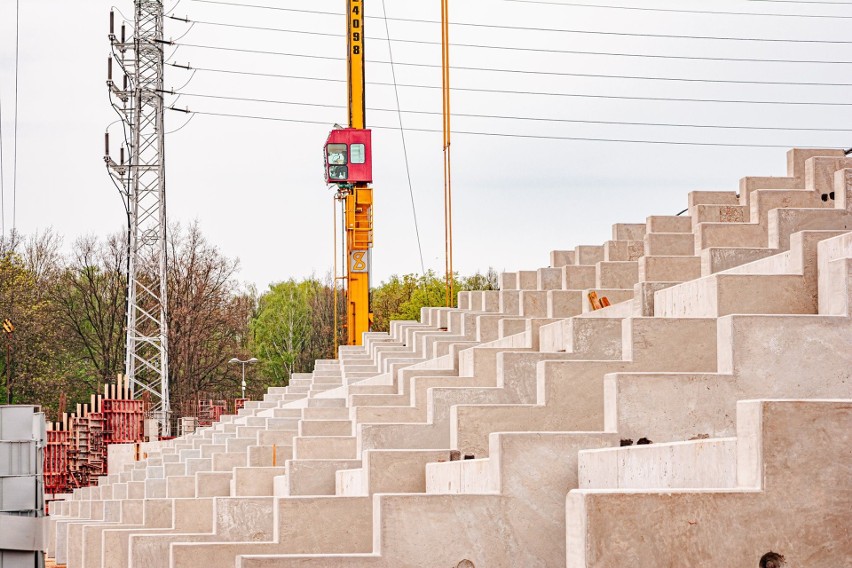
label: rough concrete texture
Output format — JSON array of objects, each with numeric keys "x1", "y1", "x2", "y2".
[{"x1": 47, "y1": 149, "x2": 852, "y2": 568}]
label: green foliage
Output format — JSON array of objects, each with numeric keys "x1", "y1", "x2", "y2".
[
  {"x1": 370, "y1": 268, "x2": 499, "y2": 332},
  {"x1": 250, "y1": 276, "x2": 339, "y2": 387}
]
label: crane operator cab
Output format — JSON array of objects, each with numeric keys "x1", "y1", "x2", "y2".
[{"x1": 324, "y1": 128, "x2": 373, "y2": 186}]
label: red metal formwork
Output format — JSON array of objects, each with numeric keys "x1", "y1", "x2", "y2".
[
  {"x1": 234, "y1": 398, "x2": 248, "y2": 412},
  {"x1": 87, "y1": 412, "x2": 105, "y2": 473},
  {"x1": 197, "y1": 400, "x2": 227, "y2": 427},
  {"x1": 43, "y1": 429, "x2": 70, "y2": 495},
  {"x1": 102, "y1": 399, "x2": 144, "y2": 444},
  {"x1": 67, "y1": 414, "x2": 91, "y2": 488}
]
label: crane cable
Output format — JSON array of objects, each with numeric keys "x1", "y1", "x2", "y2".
[
  {"x1": 441, "y1": 0, "x2": 453, "y2": 307},
  {"x1": 379, "y1": 0, "x2": 425, "y2": 275}
]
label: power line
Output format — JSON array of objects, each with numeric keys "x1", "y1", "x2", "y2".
[
  {"x1": 167, "y1": 19, "x2": 852, "y2": 66},
  {"x1": 166, "y1": 25, "x2": 852, "y2": 65},
  {"x1": 163, "y1": 89, "x2": 852, "y2": 133},
  {"x1": 379, "y1": 0, "x2": 425, "y2": 275},
  {"x1": 167, "y1": 107, "x2": 836, "y2": 149},
  {"x1": 168, "y1": 16, "x2": 342, "y2": 39},
  {"x1": 164, "y1": 72, "x2": 852, "y2": 108},
  {"x1": 169, "y1": 41, "x2": 852, "y2": 87},
  {"x1": 498, "y1": 0, "x2": 852, "y2": 19},
  {"x1": 0, "y1": 80, "x2": 4, "y2": 240},
  {"x1": 746, "y1": 0, "x2": 852, "y2": 4},
  {"x1": 186, "y1": 0, "x2": 852, "y2": 44},
  {"x1": 12, "y1": 0, "x2": 20, "y2": 233},
  {"x1": 394, "y1": 38, "x2": 852, "y2": 66}
]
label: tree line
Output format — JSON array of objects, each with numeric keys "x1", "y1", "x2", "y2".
[{"x1": 0, "y1": 225, "x2": 496, "y2": 421}]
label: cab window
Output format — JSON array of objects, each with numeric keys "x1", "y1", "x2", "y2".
[
  {"x1": 350, "y1": 144, "x2": 366, "y2": 165},
  {"x1": 328, "y1": 165, "x2": 348, "y2": 180},
  {"x1": 327, "y1": 144, "x2": 347, "y2": 165}
]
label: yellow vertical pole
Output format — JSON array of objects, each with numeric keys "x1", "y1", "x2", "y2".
[
  {"x1": 346, "y1": 0, "x2": 373, "y2": 345},
  {"x1": 441, "y1": 0, "x2": 454, "y2": 307},
  {"x1": 333, "y1": 197, "x2": 338, "y2": 356}
]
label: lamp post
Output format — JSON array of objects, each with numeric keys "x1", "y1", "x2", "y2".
[{"x1": 228, "y1": 357, "x2": 258, "y2": 399}]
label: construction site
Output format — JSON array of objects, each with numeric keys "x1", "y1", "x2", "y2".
[{"x1": 1, "y1": 0, "x2": 851, "y2": 567}]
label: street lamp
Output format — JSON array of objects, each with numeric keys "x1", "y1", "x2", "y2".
[{"x1": 228, "y1": 357, "x2": 259, "y2": 399}]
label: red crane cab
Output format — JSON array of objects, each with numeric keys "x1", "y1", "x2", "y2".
[{"x1": 324, "y1": 128, "x2": 372, "y2": 185}]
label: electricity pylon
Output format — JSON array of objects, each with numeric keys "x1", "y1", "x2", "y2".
[{"x1": 106, "y1": 0, "x2": 170, "y2": 435}]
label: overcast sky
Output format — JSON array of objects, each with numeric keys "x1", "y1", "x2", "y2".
[{"x1": 1, "y1": 0, "x2": 850, "y2": 291}]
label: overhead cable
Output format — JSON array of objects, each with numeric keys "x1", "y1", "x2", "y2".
[
  {"x1": 162, "y1": 70, "x2": 852, "y2": 107},
  {"x1": 168, "y1": 43, "x2": 852, "y2": 87},
  {"x1": 185, "y1": 0, "x2": 852, "y2": 44},
  {"x1": 166, "y1": 26, "x2": 852, "y2": 66},
  {"x1": 160, "y1": 89, "x2": 852, "y2": 133},
  {"x1": 498, "y1": 0, "x2": 852, "y2": 19},
  {"x1": 12, "y1": 0, "x2": 20, "y2": 232},
  {"x1": 745, "y1": 0, "x2": 852, "y2": 5},
  {"x1": 167, "y1": 19, "x2": 852, "y2": 66},
  {"x1": 165, "y1": 107, "x2": 837, "y2": 149},
  {"x1": 0, "y1": 78, "x2": 4, "y2": 240}
]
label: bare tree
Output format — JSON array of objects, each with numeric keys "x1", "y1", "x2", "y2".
[
  {"x1": 53, "y1": 233, "x2": 128, "y2": 390},
  {"x1": 165, "y1": 222, "x2": 254, "y2": 407}
]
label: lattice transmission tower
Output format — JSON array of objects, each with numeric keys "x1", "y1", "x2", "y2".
[{"x1": 105, "y1": 0, "x2": 170, "y2": 435}]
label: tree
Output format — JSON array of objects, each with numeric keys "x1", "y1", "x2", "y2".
[
  {"x1": 370, "y1": 268, "x2": 499, "y2": 332},
  {"x1": 250, "y1": 274, "x2": 341, "y2": 385},
  {"x1": 53, "y1": 233, "x2": 127, "y2": 390},
  {"x1": 165, "y1": 222, "x2": 254, "y2": 408},
  {"x1": 0, "y1": 230, "x2": 85, "y2": 416},
  {"x1": 370, "y1": 273, "x2": 420, "y2": 333}
]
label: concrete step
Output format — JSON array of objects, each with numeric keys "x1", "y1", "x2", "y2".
[
  {"x1": 646, "y1": 215, "x2": 692, "y2": 234},
  {"x1": 566, "y1": 400, "x2": 852, "y2": 567},
  {"x1": 644, "y1": 232, "x2": 694, "y2": 256}
]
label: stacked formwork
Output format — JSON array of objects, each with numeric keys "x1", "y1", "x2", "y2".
[
  {"x1": 0, "y1": 405, "x2": 46, "y2": 567},
  {"x1": 42, "y1": 429, "x2": 69, "y2": 496},
  {"x1": 66, "y1": 411, "x2": 90, "y2": 488},
  {"x1": 45, "y1": 379, "x2": 146, "y2": 492},
  {"x1": 197, "y1": 399, "x2": 227, "y2": 427}
]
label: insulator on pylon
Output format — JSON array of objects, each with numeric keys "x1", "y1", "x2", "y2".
[
  {"x1": 108, "y1": 57, "x2": 113, "y2": 81},
  {"x1": 121, "y1": 24, "x2": 126, "y2": 44},
  {"x1": 110, "y1": 10, "x2": 115, "y2": 35},
  {"x1": 104, "y1": 132, "x2": 110, "y2": 156},
  {"x1": 120, "y1": 147, "x2": 125, "y2": 165},
  {"x1": 123, "y1": 74, "x2": 128, "y2": 90}
]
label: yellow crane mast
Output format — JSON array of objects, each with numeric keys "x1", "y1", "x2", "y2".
[{"x1": 325, "y1": 0, "x2": 373, "y2": 346}]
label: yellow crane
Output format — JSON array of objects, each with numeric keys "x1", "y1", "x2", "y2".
[
  {"x1": 325, "y1": 0, "x2": 373, "y2": 346},
  {"x1": 325, "y1": 0, "x2": 452, "y2": 347}
]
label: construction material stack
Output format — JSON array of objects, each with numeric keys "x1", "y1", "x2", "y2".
[
  {"x1": 0, "y1": 405, "x2": 46, "y2": 567},
  {"x1": 197, "y1": 399, "x2": 228, "y2": 427},
  {"x1": 44, "y1": 377, "x2": 145, "y2": 494}
]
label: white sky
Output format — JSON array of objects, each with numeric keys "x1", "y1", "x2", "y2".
[{"x1": 1, "y1": 0, "x2": 850, "y2": 291}]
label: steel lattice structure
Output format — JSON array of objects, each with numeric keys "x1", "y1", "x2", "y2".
[{"x1": 106, "y1": 0, "x2": 170, "y2": 435}]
